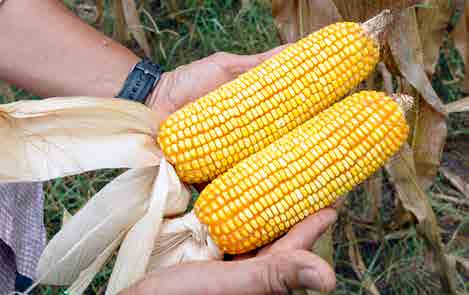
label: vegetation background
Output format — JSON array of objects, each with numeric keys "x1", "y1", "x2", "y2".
[{"x1": 0, "y1": 0, "x2": 467, "y2": 294}]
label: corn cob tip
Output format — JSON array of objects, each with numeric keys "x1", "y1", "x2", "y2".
[
  {"x1": 391, "y1": 93, "x2": 414, "y2": 114},
  {"x1": 361, "y1": 10, "x2": 393, "y2": 41}
]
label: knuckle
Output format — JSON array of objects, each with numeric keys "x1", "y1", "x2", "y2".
[
  {"x1": 211, "y1": 51, "x2": 230, "y2": 60},
  {"x1": 258, "y1": 255, "x2": 290, "y2": 295},
  {"x1": 210, "y1": 52, "x2": 238, "y2": 73}
]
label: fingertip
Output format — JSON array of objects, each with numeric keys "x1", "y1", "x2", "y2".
[
  {"x1": 297, "y1": 208, "x2": 337, "y2": 232},
  {"x1": 315, "y1": 208, "x2": 338, "y2": 225},
  {"x1": 231, "y1": 44, "x2": 291, "y2": 74},
  {"x1": 263, "y1": 208, "x2": 338, "y2": 253},
  {"x1": 257, "y1": 44, "x2": 289, "y2": 61}
]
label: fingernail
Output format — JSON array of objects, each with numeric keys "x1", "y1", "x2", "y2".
[{"x1": 298, "y1": 268, "x2": 322, "y2": 289}]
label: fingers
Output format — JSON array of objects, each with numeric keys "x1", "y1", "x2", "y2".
[
  {"x1": 124, "y1": 250, "x2": 336, "y2": 295},
  {"x1": 211, "y1": 44, "x2": 290, "y2": 77},
  {"x1": 235, "y1": 44, "x2": 290, "y2": 73},
  {"x1": 260, "y1": 209, "x2": 337, "y2": 255}
]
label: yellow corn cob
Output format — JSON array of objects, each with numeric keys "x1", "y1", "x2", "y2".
[
  {"x1": 158, "y1": 20, "x2": 382, "y2": 184},
  {"x1": 194, "y1": 91, "x2": 409, "y2": 254}
]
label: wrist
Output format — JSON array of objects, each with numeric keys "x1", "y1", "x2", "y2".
[
  {"x1": 116, "y1": 58, "x2": 162, "y2": 105},
  {"x1": 145, "y1": 72, "x2": 177, "y2": 121}
]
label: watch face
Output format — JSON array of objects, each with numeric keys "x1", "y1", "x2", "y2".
[{"x1": 117, "y1": 59, "x2": 162, "y2": 103}]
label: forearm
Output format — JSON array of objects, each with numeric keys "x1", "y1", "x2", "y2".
[{"x1": 0, "y1": 0, "x2": 139, "y2": 98}]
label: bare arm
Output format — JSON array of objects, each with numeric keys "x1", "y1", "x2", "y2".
[
  {"x1": 0, "y1": 0, "x2": 138, "y2": 98},
  {"x1": 0, "y1": 0, "x2": 288, "y2": 124}
]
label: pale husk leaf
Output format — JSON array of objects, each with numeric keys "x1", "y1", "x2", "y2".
[
  {"x1": 105, "y1": 159, "x2": 191, "y2": 295},
  {"x1": 0, "y1": 97, "x2": 162, "y2": 182},
  {"x1": 36, "y1": 167, "x2": 158, "y2": 285},
  {"x1": 66, "y1": 231, "x2": 127, "y2": 295},
  {"x1": 148, "y1": 211, "x2": 222, "y2": 272},
  {"x1": 62, "y1": 207, "x2": 73, "y2": 226}
]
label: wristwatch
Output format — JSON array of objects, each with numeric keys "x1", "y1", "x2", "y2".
[{"x1": 116, "y1": 58, "x2": 163, "y2": 104}]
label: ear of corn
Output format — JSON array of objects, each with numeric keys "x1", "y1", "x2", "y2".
[
  {"x1": 194, "y1": 91, "x2": 409, "y2": 254},
  {"x1": 158, "y1": 21, "x2": 380, "y2": 184}
]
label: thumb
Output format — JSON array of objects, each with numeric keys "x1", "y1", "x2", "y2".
[{"x1": 123, "y1": 250, "x2": 336, "y2": 295}]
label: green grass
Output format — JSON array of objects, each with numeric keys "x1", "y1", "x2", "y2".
[{"x1": 0, "y1": 1, "x2": 468, "y2": 294}]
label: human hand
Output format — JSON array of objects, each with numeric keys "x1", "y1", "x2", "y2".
[
  {"x1": 146, "y1": 46, "x2": 287, "y2": 124},
  {"x1": 120, "y1": 209, "x2": 337, "y2": 295}
]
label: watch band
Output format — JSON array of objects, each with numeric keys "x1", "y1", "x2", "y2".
[{"x1": 116, "y1": 58, "x2": 162, "y2": 104}]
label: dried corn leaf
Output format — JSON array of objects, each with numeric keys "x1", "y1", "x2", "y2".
[
  {"x1": 331, "y1": 1, "x2": 423, "y2": 79},
  {"x1": 345, "y1": 223, "x2": 381, "y2": 295},
  {"x1": 106, "y1": 159, "x2": 191, "y2": 295},
  {"x1": 412, "y1": 98, "x2": 447, "y2": 189},
  {"x1": 113, "y1": 0, "x2": 128, "y2": 43},
  {"x1": 445, "y1": 96, "x2": 469, "y2": 113},
  {"x1": 271, "y1": 0, "x2": 341, "y2": 43},
  {"x1": 95, "y1": 0, "x2": 105, "y2": 25},
  {"x1": 36, "y1": 167, "x2": 157, "y2": 285},
  {"x1": 385, "y1": 146, "x2": 425, "y2": 222},
  {"x1": 388, "y1": 8, "x2": 445, "y2": 114},
  {"x1": 388, "y1": 9, "x2": 447, "y2": 189},
  {"x1": 432, "y1": 193, "x2": 469, "y2": 206},
  {"x1": 440, "y1": 167, "x2": 469, "y2": 197},
  {"x1": 455, "y1": 255, "x2": 469, "y2": 277},
  {"x1": 122, "y1": 0, "x2": 152, "y2": 57},
  {"x1": 452, "y1": 0, "x2": 469, "y2": 91},
  {"x1": 364, "y1": 170, "x2": 383, "y2": 222},
  {"x1": 386, "y1": 144, "x2": 459, "y2": 295},
  {"x1": 167, "y1": 0, "x2": 195, "y2": 34},
  {"x1": 416, "y1": 0, "x2": 452, "y2": 75},
  {"x1": 0, "y1": 97, "x2": 161, "y2": 182},
  {"x1": 332, "y1": 0, "x2": 421, "y2": 22}
]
